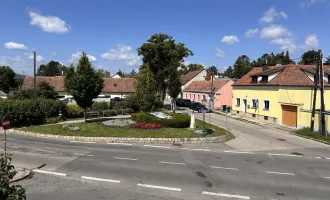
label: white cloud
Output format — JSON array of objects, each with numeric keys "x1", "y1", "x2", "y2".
[
  {"x1": 0, "y1": 54, "x2": 45, "y2": 73},
  {"x1": 216, "y1": 48, "x2": 225, "y2": 58},
  {"x1": 27, "y1": 53, "x2": 44, "y2": 62},
  {"x1": 221, "y1": 35, "x2": 239, "y2": 45},
  {"x1": 300, "y1": 0, "x2": 327, "y2": 8},
  {"x1": 4, "y1": 42, "x2": 28, "y2": 50},
  {"x1": 100, "y1": 44, "x2": 140, "y2": 66},
  {"x1": 260, "y1": 7, "x2": 288, "y2": 24},
  {"x1": 270, "y1": 38, "x2": 297, "y2": 53},
  {"x1": 69, "y1": 52, "x2": 97, "y2": 63},
  {"x1": 245, "y1": 28, "x2": 259, "y2": 38},
  {"x1": 28, "y1": 11, "x2": 70, "y2": 34},
  {"x1": 304, "y1": 34, "x2": 319, "y2": 49},
  {"x1": 260, "y1": 25, "x2": 290, "y2": 39},
  {"x1": 183, "y1": 60, "x2": 191, "y2": 66},
  {"x1": 50, "y1": 52, "x2": 56, "y2": 56}
]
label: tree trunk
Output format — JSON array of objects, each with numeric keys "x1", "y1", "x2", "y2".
[{"x1": 84, "y1": 107, "x2": 87, "y2": 123}]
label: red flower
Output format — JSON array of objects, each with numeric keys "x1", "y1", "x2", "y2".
[{"x1": 131, "y1": 122, "x2": 164, "y2": 129}]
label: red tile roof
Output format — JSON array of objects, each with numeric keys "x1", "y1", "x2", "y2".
[
  {"x1": 180, "y1": 70, "x2": 204, "y2": 85},
  {"x1": 22, "y1": 76, "x2": 136, "y2": 93},
  {"x1": 184, "y1": 79, "x2": 230, "y2": 92},
  {"x1": 233, "y1": 64, "x2": 330, "y2": 87}
]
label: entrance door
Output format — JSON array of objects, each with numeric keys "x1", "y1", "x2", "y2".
[
  {"x1": 282, "y1": 105, "x2": 297, "y2": 127},
  {"x1": 242, "y1": 99, "x2": 247, "y2": 113}
]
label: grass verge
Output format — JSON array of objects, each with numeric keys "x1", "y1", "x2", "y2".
[
  {"x1": 20, "y1": 119, "x2": 227, "y2": 138},
  {"x1": 294, "y1": 127, "x2": 330, "y2": 144}
]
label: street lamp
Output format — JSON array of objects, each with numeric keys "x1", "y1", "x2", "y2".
[{"x1": 201, "y1": 96, "x2": 207, "y2": 134}]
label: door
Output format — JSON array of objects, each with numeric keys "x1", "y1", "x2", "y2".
[
  {"x1": 242, "y1": 99, "x2": 247, "y2": 113},
  {"x1": 282, "y1": 105, "x2": 297, "y2": 127}
]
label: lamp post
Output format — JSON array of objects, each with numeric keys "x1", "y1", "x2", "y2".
[{"x1": 202, "y1": 96, "x2": 207, "y2": 134}]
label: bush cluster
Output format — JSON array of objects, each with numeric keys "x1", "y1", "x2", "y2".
[
  {"x1": 65, "y1": 104, "x2": 84, "y2": 119},
  {"x1": 131, "y1": 112, "x2": 190, "y2": 128},
  {"x1": 0, "y1": 99, "x2": 65, "y2": 127}
]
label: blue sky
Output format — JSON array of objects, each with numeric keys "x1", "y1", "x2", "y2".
[{"x1": 0, "y1": 0, "x2": 329, "y2": 75}]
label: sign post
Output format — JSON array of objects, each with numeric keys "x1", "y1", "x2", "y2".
[{"x1": 2, "y1": 116, "x2": 10, "y2": 158}]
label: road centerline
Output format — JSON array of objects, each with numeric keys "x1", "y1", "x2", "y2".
[
  {"x1": 202, "y1": 191, "x2": 250, "y2": 200},
  {"x1": 33, "y1": 169, "x2": 67, "y2": 176},
  {"x1": 81, "y1": 176, "x2": 121, "y2": 183},
  {"x1": 224, "y1": 150, "x2": 255, "y2": 155},
  {"x1": 269, "y1": 153, "x2": 302, "y2": 158},
  {"x1": 159, "y1": 161, "x2": 186, "y2": 165},
  {"x1": 210, "y1": 166, "x2": 239, "y2": 171},
  {"x1": 266, "y1": 171, "x2": 295, "y2": 176},
  {"x1": 114, "y1": 157, "x2": 137, "y2": 161},
  {"x1": 137, "y1": 183, "x2": 181, "y2": 192},
  {"x1": 70, "y1": 141, "x2": 95, "y2": 144},
  {"x1": 143, "y1": 145, "x2": 170, "y2": 149},
  {"x1": 182, "y1": 148, "x2": 210, "y2": 151},
  {"x1": 107, "y1": 143, "x2": 133, "y2": 146}
]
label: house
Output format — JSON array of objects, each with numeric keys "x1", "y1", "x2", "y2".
[
  {"x1": 0, "y1": 90, "x2": 8, "y2": 99},
  {"x1": 111, "y1": 74, "x2": 122, "y2": 78},
  {"x1": 21, "y1": 76, "x2": 136, "y2": 102},
  {"x1": 183, "y1": 79, "x2": 233, "y2": 110},
  {"x1": 232, "y1": 64, "x2": 330, "y2": 131}
]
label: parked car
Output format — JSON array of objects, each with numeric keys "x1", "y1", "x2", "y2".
[
  {"x1": 190, "y1": 102, "x2": 204, "y2": 111},
  {"x1": 182, "y1": 99, "x2": 191, "y2": 107},
  {"x1": 198, "y1": 107, "x2": 212, "y2": 113},
  {"x1": 175, "y1": 98, "x2": 184, "y2": 106}
]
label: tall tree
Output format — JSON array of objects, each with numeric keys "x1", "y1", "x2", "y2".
[
  {"x1": 129, "y1": 69, "x2": 137, "y2": 78},
  {"x1": 37, "y1": 61, "x2": 66, "y2": 76},
  {"x1": 207, "y1": 66, "x2": 218, "y2": 75},
  {"x1": 179, "y1": 63, "x2": 204, "y2": 75},
  {"x1": 64, "y1": 52, "x2": 104, "y2": 122},
  {"x1": 233, "y1": 55, "x2": 251, "y2": 79},
  {"x1": 0, "y1": 66, "x2": 16, "y2": 93},
  {"x1": 252, "y1": 51, "x2": 293, "y2": 67},
  {"x1": 135, "y1": 64, "x2": 160, "y2": 111},
  {"x1": 299, "y1": 50, "x2": 319, "y2": 65},
  {"x1": 117, "y1": 69, "x2": 124, "y2": 77},
  {"x1": 324, "y1": 56, "x2": 330, "y2": 65},
  {"x1": 97, "y1": 69, "x2": 111, "y2": 77},
  {"x1": 223, "y1": 66, "x2": 234, "y2": 78},
  {"x1": 138, "y1": 33, "x2": 193, "y2": 102}
]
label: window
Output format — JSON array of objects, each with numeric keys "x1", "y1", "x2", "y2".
[
  {"x1": 198, "y1": 95, "x2": 200, "y2": 101},
  {"x1": 264, "y1": 116, "x2": 269, "y2": 120},
  {"x1": 261, "y1": 76, "x2": 268, "y2": 83},
  {"x1": 189, "y1": 94, "x2": 191, "y2": 99},
  {"x1": 236, "y1": 98, "x2": 240, "y2": 106},
  {"x1": 202, "y1": 95, "x2": 206, "y2": 100},
  {"x1": 185, "y1": 94, "x2": 187, "y2": 98},
  {"x1": 252, "y1": 114, "x2": 256, "y2": 118},
  {"x1": 263, "y1": 100, "x2": 270, "y2": 110},
  {"x1": 193, "y1": 94, "x2": 195, "y2": 100},
  {"x1": 252, "y1": 76, "x2": 258, "y2": 83},
  {"x1": 252, "y1": 99, "x2": 258, "y2": 108}
]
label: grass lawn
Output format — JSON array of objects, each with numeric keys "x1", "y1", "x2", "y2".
[
  {"x1": 20, "y1": 119, "x2": 228, "y2": 138},
  {"x1": 294, "y1": 128, "x2": 330, "y2": 144}
]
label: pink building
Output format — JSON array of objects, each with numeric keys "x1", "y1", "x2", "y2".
[{"x1": 183, "y1": 79, "x2": 233, "y2": 110}]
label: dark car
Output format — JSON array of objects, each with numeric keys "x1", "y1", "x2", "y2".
[
  {"x1": 198, "y1": 107, "x2": 212, "y2": 113},
  {"x1": 175, "y1": 98, "x2": 184, "y2": 106},
  {"x1": 182, "y1": 99, "x2": 192, "y2": 107},
  {"x1": 190, "y1": 102, "x2": 204, "y2": 111}
]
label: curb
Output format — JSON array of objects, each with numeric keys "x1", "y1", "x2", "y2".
[
  {"x1": 10, "y1": 169, "x2": 32, "y2": 183},
  {"x1": 291, "y1": 132, "x2": 330, "y2": 145},
  {"x1": 9, "y1": 129, "x2": 231, "y2": 144},
  {"x1": 213, "y1": 112, "x2": 265, "y2": 127}
]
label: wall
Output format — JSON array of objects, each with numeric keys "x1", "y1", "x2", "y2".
[
  {"x1": 214, "y1": 80, "x2": 233, "y2": 108},
  {"x1": 181, "y1": 70, "x2": 207, "y2": 94}
]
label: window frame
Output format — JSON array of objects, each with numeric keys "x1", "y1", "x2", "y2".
[
  {"x1": 263, "y1": 100, "x2": 270, "y2": 110},
  {"x1": 252, "y1": 99, "x2": 258, "y2": 108},
  {"x1": 236, "y1": 98, "x2": 241, "y2": 106}
]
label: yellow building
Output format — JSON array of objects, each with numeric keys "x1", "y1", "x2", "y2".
[{"x1": 232, "y1": 64, "x2": 330, "y2": 131}]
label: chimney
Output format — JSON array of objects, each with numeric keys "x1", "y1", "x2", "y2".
[{"x1": 262, "y1": 59, "x2": 268, "y2": 71}]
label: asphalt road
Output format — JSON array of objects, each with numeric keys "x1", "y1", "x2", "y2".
[{"x1": 1, "y1": 112, "x2": 330, "y2": 200}]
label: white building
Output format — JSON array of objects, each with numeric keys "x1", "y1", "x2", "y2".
[{"x1": 0, "y1": 90, "x2": 8, "y2": 99}]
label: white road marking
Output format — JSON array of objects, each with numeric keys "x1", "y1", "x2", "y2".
[
  {"x1": 70, "y1": 141, "x2": 95, "y2": 144},
  {"x1": 36, "y1": 149, "x2": 56, "y2": 154},
  {"x1": 143, "y1": 145, "x2": 170, "y2": 149},
  {"x1": 137, "y1": 183, "x2": 181, "y2": 191},
  {"x1": 202, "y1": 191, "x2": 250, "y2": 200},
  {"x1": 266, "y1": 171, "x2": 295, "y2": 176},
  {"x1": 316, "y1": 157, "x2": 322, "y2": 159},
  {"x1": 114, "y1": 157, "x2": 137, "y2": 161},
  {"x1": 182, "y1": 148, "x2": 210, "y2": 152},
  {"x1": 107, "y1": 143, "x2": 133, "y2": 146},
  {"x1": 73, "y1": 153, "x2": 85, "y2": 156},
  {"x1": 81, "y1": 176, "x2": 121, "y2": 183},
  {"x1": 269, "y1": 153, "x2": 302, "y2": 158},
  {"x1": 33, "y1": 169, "x2": 67, "y2": 176},
  {"x1": 8, "y1": 145, "x2": 19, "y2": 149},
  {"x1": 325, "y1": 157, "x2": 330, "y2": 160},
  {"x1": 86, "y1": 155, "x2": 94, "y2": 157},
  {"x1": 159, "y1": 161, "x2": 186, "y2": 165},
  {"x1": 210, "y1": 166, "x2": 239, "y2": 171},
  {"x1": 325, "y1": 177, "x2": 330, "y2": 179},
  {"x1": 224, "y1": 151, "x2": 255, "y2": 155}
]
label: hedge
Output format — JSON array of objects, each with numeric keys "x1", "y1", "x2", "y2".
[
  {"x1": 65, "y1": 104, "x2": 84, "y2": 119},
  {"x1": 131, "y1": 112, "x2": 190, "y2": 128},
  {"x1": 0, "y1": 99, "x2": 65, "y2": 127}
]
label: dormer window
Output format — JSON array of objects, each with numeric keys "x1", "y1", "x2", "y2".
[
  {"x1": 328, "y1": 75, "x2": 330, "y2": 83},
  {"x1": 252, "y1": 76, "x2": 258, "y2": 83},
  {"x1": 261, "y1": 75, "x2": 268, "y2": 83}
]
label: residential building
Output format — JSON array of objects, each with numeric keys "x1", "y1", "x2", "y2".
[
  {"x1": 232, "y1": 64, "x2": 330, "y2": 131},
  {"x1": 0, "y1": 90, "x2": 8, "y2": 99},
  {"x1": 21, "y1": 76, "x2": 136, "y2": 102},
  {"x1": 183, "y1": 79, "x2": 233, "y2": 110}
]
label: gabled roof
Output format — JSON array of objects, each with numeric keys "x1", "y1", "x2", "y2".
[
  {"x1": 0, "y1": 90, "x2": 8, "y2": 96},
  {"x1": 22, "y1": 76, "x2": 136, "y2": 93},
  {"x1": 180, "y1": 70, "x2": 204, "y2": 85},
  {"x1": 184, "y1": 79, "x2": 231, "y2": 92},
  {"x1": 233, "y1": 64, "x2": 330, "y2": 87}
]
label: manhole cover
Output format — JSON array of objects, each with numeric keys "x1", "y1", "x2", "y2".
[
  {"x1": 277, "y1": 139, "x2": 286, "y2": 141},
  {"x1": 276, "y1": 192, "x2": 285, "y2": 196},
  {"x1": 291, "y1": 152, "x2": 304, "y2": 156},
  {"x1": 196, "y1": 171, "x2": 206, "y2": 178}
]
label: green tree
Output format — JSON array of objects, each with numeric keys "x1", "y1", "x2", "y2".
[
  {"x1": 10, "y1": 81, "x2": 57, "y2": 100},
  {"x1": 64, "y1": 52, "x2": 104, "y2": 122},
  {"x1": 129, "y1": 69, "x2": 137, "y2": 78},
  {"x1": 207, "y1": 66, "x2": 218, "y2": 75},
  {"x1": 117, "y1": 69, "x2": 124, "y2": 77},
  {"x1": 179, "y1": 63, "x2": 204, "y2": 75},
  {"x1": 223, "y1": 66, "x2": 234, "y2": 78},
  {"x1": 324, "y1": 56, "x2": 330, "y2": 65},
  {"x1": 37, "y1": 61, "x2": 66, "y2": 76},
  {"x1": 0, "y1": 156, "x2": 27, "y2": 200},
  {"x1": 252, "y1": 51, "x2": 293, "y2": 67},
  {"x1": 135, "y1": 65, "x2": 160, "y2": 111},
  {"x1": 233, "y1": 55, "x2": 251, "y2": 79},
  {"x1": 97, "y1": 69, "x2": 111, "y2": 77},
  {"x1": 0, "y1": 66, "x2": 17, "y2": 93},
  {"x1": 299, "y1": 50, "x2": 319, "y2": 65},
  {"x1": 138, "y1": 33, "x2": 193, "y2": 102}
]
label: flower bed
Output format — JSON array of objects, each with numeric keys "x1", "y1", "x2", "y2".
[
  {"x1": 102, "y1": 119, "x2": 136, "y2": 127},
  {"x1": 132, "y1": 122, "x2": 164, "y2": 129}
]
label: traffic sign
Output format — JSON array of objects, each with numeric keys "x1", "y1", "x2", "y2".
[{"x1": 2, "y1": 116, "x2": 10, "y2": 130}]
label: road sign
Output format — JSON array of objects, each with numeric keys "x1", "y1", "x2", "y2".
[{"x1": 2, "y1": 116, "x2": 10, "y2": 130}]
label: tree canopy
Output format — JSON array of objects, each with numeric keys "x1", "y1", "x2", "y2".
[
  {"x1": 223, "y1": 66, "x2": 234, "y2": 78},
  {"x1": 299, "y1": 50, "x2": 319, "y2": 65},
  {"x1": 324, "y1": 55, "x2": 330, "y2": 65},
  {"x1": 137, "y1": 33, "x2": 193, "y2": 101},
  {"x1": 64, "y1": 52, "x2": 104, "y2": 122},
  {"x1": 37, "y1": 61, "x2": 66, "y2": 76},
  {"x1": 180, "y1": 63, "x2": 204, "y2": 74},
  {"x1": 233, "y1": 55, "x2": 252, "y2": 79},
  {"x1": 10, "y1": 81, "x2": 58, "y2": 100},
  {"x1": 251, "y1": 51, "x2": 293, "y2": 67},
  {"x1": 207, "y1": 66, "x2": 218, "y2": 75},
  {"x1": 0, "y1": 66, "x2": 17, "y2": 93}
]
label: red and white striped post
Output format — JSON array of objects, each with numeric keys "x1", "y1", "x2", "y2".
[{"x1": 2, "y1": 116, "x2": 10, "y2": 158}]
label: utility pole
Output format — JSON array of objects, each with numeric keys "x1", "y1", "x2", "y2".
[
  {"x1": 319, "y1": 51, "x2": 326, "y2": 136},
  {"x1": 310, "y1": 55, "x2": 319, "y2": 132},
  {"x1": 33, "y1": 51, "x2": 37, "y2": 89}
]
